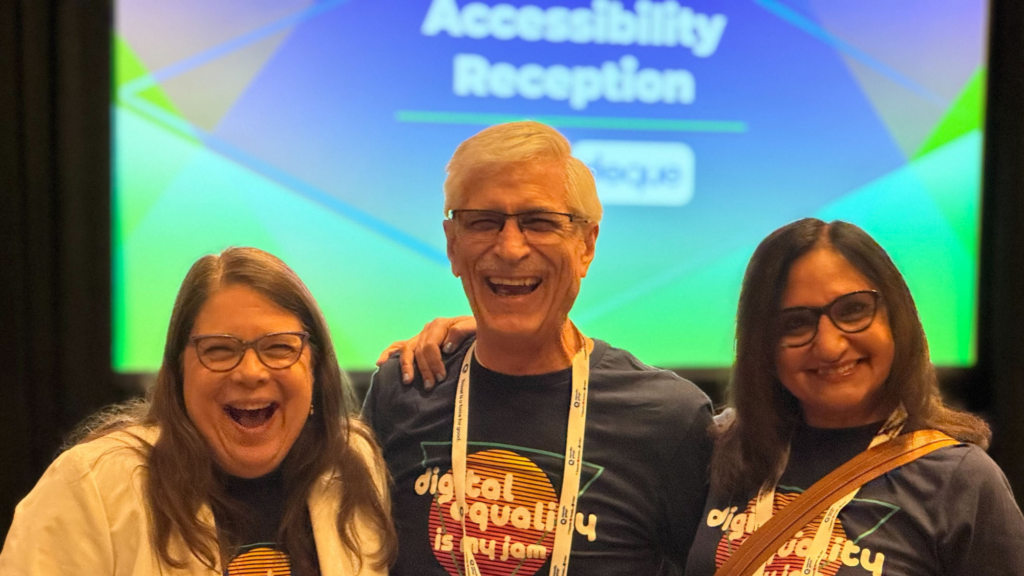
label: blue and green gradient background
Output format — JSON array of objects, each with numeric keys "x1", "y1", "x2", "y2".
[{"x1": 113, "y1": 0, "x2": 988, "y2": 371}]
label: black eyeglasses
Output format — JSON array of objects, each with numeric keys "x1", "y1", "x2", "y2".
[
  {"x1": 189, "y1": 331, "x2": 310, "y2": 372},
  {"x1": 448, "y1": 209, "x2": 588, "y2": 244},
  {"x1": 777, "y1": 290, "x2": 881, "y2": 348}
]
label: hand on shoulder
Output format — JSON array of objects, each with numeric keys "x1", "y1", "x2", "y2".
[{"x1": 374, "y1": 316, "x2": 476, "y2": 390}]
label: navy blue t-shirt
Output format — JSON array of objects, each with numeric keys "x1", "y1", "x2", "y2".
[
  {"x1": 364, "y1": 337, "x2": 714, "y2": 576},
  {"x1": 214, "y1": 469, "x2": 321, "y2": 576},
  {"x1": 685, "y1": 422, "x2": 1024, "y2": 576}
]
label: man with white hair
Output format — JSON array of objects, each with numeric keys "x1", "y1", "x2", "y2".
[{"x1": 363, "y1": 121, "x2": 713, "y2": 575}]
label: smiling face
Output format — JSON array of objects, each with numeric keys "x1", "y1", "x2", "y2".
[
  {"x1": 775, "y1": 247, "x2": 896, "y2": 428},
  {"x1": 444, "y1": 162, "x2": 597, "y2": 342},
  {"x1": 183, "y1": 284, "x2": 314, "y2": 478}
]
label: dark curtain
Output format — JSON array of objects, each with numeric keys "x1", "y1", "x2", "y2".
[
  {"x1": 0, "y1": 0, "x2": 128, "y2": 542},
  {"x1": 980, "y1": 0, "x2": 1024, "y2": 503}
]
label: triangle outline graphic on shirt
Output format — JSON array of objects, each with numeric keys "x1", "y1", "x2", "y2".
[{"x1": 777, "y1": 484, "x2": 903, "y2": 544}]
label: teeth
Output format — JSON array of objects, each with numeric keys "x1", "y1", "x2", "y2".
[
  {"x1": 489, "y1": 277, "x2": 540, "y2": 286},
  {"x1": 227, "y1": 402, "x2": 274, "y2": 410},
  {"x1": 816, "y1": 361, "x2": 858, "y2": 377},
  {"x1": 225, "y1": 404, "x2": 277, "y2": 429}
]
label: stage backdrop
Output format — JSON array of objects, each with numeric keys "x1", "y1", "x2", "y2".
[{"x1": 113, "y1": 0, "x2": 988, "y2": 371}]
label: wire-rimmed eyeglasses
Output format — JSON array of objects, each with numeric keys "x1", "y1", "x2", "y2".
[
  {"x1": 448, "y1": 209, "x2": 588, "y2": 244},
  {"x1": 189, "y1": 331, "x2": 310, "y2": 372},
  {"x1": 777, "y1": 290, "x2": 881, "y2": 348}
]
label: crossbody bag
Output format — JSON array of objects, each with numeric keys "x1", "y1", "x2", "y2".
[{"x1": 714, "y1": 429, "x2": 958, "y2": 576}]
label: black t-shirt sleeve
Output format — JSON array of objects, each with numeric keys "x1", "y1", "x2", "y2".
[
  {"x1": 938, "y1": 446, "x2": 1024, "y2": 576},
  {"x1": 363, "y1": 361, "x2": 396, "y2": 443},
  {"x1": 662, "y1": 398, "x2": 714, "y2": 569}
]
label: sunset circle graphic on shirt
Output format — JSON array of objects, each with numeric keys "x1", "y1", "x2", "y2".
[
  {"x1": 226, "y1": 546, "x2": 290, "y2": 576},
  {"x1": 424, "y1": 449, "x2": 558, "y2": 576},
  {"x1": 714, "y1": 492, "x2": 846, "y2": 576}
]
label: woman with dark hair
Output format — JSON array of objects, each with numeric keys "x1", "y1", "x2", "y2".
[
  {"x1": 684, "y1": 218, "x2": 1024, "y2": 575},
  {"x1": 1, "y1": 247, "x2": 397, "y2": 575},
  {"x1": 382, "y1": 218, "x2": 1024, "y2": 575}
]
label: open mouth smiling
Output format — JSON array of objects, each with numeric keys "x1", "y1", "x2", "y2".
[
  {"x1": 486, "y1": 277, "x2": 542, "y2": 296},
  {"x1": 811, "y1": 359, "x2": 862, "y2": 379},
  {"x1": 224, "y1": 403, "x2": 279, "y2": 429}
]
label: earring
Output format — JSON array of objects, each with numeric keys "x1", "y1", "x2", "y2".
[{"x1": 309, "y1": 404, "x2": 315, "y2": 416}]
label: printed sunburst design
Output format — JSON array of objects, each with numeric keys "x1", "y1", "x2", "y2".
[
  {"x1": 227, "y1": 546, "x2": 290, "y2": 576},
  {"x1": 429, "y1": 449, "x2": 558, "y2": 576},
  {"x1": 715, "y1": 492, "x2": 844, "y2": 576}
]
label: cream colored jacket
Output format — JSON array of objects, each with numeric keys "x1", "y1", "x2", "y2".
[{"x1": 0, "y1": 427, "x2": 387, "y2": 575}]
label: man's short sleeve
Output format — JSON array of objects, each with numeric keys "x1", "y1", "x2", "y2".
[
  {"x1": 363, "y1": 359, "x2": 398, "y2": 443},
  {"x1": 660, "y1": 390, "x2": 714, "y2": 568}
]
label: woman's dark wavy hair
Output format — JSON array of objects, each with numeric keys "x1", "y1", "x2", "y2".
[
  {"x1": 710, "y1": 219, "x2": 990, "y2": 496},
  {"x1": 78, "y1": 247, "x2": 396, "y2": 573}
]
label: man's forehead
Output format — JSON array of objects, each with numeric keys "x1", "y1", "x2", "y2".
[{"x1": 458, "y1": 163, "x2": 569, "y2": 211}]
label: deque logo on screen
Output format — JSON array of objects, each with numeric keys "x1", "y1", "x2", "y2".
[{"x1": 574, "y1": 140, "x2": 695, "y2": 206}]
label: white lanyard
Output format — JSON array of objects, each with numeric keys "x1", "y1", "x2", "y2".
[
  {"x1": 750, "y1": 407, "x2": 907, "y2": 576},
  {"x1": 452, "y1": 335, "x2": 591, "y2": 576}
]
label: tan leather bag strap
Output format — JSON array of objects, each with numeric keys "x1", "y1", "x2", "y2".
[{"x1": 714, "y1": 429, "x2": 958, "y2": 576}]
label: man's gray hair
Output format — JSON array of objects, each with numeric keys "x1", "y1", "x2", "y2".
[{"x1": 443, "y1": 121, "x2": 603, "y2": 223}]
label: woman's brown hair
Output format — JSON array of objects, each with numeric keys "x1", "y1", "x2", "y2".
[
  {"x1": 711, "y1": 218, "x2": 990, "y2": 496},
  {"x1": 79, "y1": 247, "x2": 396, "y2": 572}
]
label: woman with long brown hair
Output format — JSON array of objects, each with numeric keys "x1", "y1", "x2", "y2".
[
  {"x1": 1, "y1": 247, "x2": 396, "y2": 575},
  {"x1": 684, "y1": 218, "x2": 1024, "y2": 575}
]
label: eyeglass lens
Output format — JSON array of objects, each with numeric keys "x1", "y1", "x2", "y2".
[
  {"x1": 454, "y1": 210, "x2": 575, "y2": 243},
  {"x1": 194, "y1": 333, "x2": 306, "y2": 371},
  {"x1": 778, "y1": 291, "x2": 878, "y2": 347}
]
